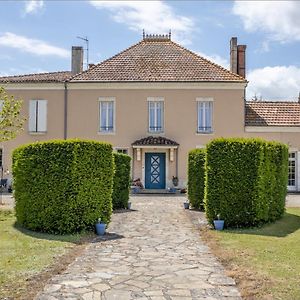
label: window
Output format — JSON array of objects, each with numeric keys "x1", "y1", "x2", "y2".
[
  {"x1": 29, "y1": 100, "x2": 47, "y2": 133},
  {"x1": 197, "y1": 99, "x2": 213, "y2": 133},
  {"x1": 115, "y1": 148, "x2": 128, "y2": 155},
  {"x1": 288, "y1": 152, "x2": 297, "y2": 187},
  {"x1": 0, "y1": 100, "x2": 4, "y2": 121},
  {"x1": 148, "y1": 98, "x2": 164, "y2": 133},
  {"x1": 99, "y1": 98, "x2": 115, "y2": 133}
]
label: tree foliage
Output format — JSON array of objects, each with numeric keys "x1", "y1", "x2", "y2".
[{"x1": 0, "y1": 87, "x2": 25, "y2": 142}]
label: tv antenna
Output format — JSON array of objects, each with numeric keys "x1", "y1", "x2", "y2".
[{"x1": 77, "y1": 36, "x2": 89, "y2": 69}]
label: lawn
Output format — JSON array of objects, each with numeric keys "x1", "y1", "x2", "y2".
[
  {"x1": 0, "y1": 209, "x2": 90, "y2": 299},
  {"x1": 202, "y1": 208, "x2": 300, "y2": 299}
]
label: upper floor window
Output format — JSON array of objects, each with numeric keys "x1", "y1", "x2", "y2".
[
  {"x1": 99, "y1": 98, "x2": 115, "y2": 133},
  {"x1": 29, "y1": 100, "x2": 47, "y2": 133},
  {"x1": 197, "y1": 98, "x2": 213, "y2": 133},
  {"x1": 148, "y1": 98, "x2": 164, "y2": 133}
]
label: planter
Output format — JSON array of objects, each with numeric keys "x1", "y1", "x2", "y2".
[
  {"x1": 95, "y1": 223, "x2": 106, "y2": 235},
  {"x1": 127, "y1": 202, "x2": 132, "y2": 210},
  {"x1": 172, "y1": 177, "x2": 179, "y2": 187},
  {"x1": 213, "y1": 220, "x2": 225, "y2": 231},
  {"x1": 169, "y1": 187, "x2": 176, "y2": 193},
  {"x1": 183, "y1": 202, "x2": 189, "y2": 209}
]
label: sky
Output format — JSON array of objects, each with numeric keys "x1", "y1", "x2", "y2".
[{"x1": 0, "y1": 0, "x2": 300, "y2": 101}]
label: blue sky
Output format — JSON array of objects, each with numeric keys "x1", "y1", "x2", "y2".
[{"x1": 0, "y1": 1, "x2": 300, "y2": 100}]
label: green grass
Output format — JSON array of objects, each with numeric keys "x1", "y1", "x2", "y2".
[
  {"x1": 211, "y1": 208, "x2": 300, "y2": 299},
  {"x1": 0, "y1": 209, "x2": 88, "y2": 298}
]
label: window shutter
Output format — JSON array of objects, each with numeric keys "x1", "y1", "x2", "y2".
[
  {"x1": 37, "y1": 100, "x2": 47, "y2": 132},
  {"x1": 29, "y1": 100, "x2": 37, "y2": 132}
]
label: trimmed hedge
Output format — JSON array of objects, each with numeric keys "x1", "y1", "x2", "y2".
[
  {"x1": 188, "y1": 149, "x2": 205, "y2": 210},
  {"x1": 112, "y1": 153, "x2": 131, "y2": 209},
  {"x1": 205, "y1": 138, "x2": 288, "y2": 227},
  {"x1": 13, "y1": 140, "x2": 114, "y2": 234}
]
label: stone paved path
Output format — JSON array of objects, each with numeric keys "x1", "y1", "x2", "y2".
[{"x1": 36, "y1": 196, "x2": 241, "y2": 300}]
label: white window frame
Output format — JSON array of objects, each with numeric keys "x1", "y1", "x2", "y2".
[
  {"x1": 197, "y1": 97, "x2": 213, "y2": 134},
  {"x1": 29, "y1": 99, "x2": 47, "y2": 133},
  {"x1": 148, "y1": 97, "x2": 164, "y2": 134},
  {"x1": 114, "y1": 148, "x2": 129, "y2": 155},
  {"x1": 98, "y1": 97, "x2": 116, "y2": 134},
  {"x1": 288, "y1": 151, "x2": 297, "y2": 191}
]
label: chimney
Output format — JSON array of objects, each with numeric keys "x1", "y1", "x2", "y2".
[
  {"x1": 230, "y1": 37, "x2": 238, "y2": 74},
  {"x1": 71, "y1": 46, "x2": 83, "y2": 75},
  {"x1": 230, "y1": 37, "x2": 247, "y2": 78}
]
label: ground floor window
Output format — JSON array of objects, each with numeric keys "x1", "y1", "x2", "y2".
[
  {"x1": 115, "y1": 148, "x2": 128, "y2": 155},
  {"x1": 288, "y1": 152, "x2": 297, "y2": 188}
]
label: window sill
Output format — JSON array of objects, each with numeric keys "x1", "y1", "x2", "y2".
[
  {"x1": 196, "y1": 131, "x2": 214, "y2": 135},
  {"x1": 29, "y1": 131, "x2": 47, "y2": 135},
  {"x1": 148, "y1": 131, "x2": 165, "y2": 135},
  {"x1": 97, "y1": 131, "x2": 116, "y2": 135}
]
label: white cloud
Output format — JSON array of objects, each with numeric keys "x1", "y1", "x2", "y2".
[
  {"x1": 197, "y1": 51, "x2": 229, "y2": 69},
  {"x1": 89, "y1": 0, "x2": 194, "y2": 45},
  {"x1": 24, "y1": 0, "x2": 44, "y2": 15},
  {"x1": 0, "y1": 32, "x2": 69, "y2": 58},
  {"x1": 247, "y1": 66, "x2": 300, "y2": 100},
  {"x1": 233, "y1": 1, "x2": 300, "y2": 43}
]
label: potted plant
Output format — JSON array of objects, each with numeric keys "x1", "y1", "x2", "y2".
[
  {"x1": 172, "y1": 176, "x2": 179, "y2": 187},
  {"x1": 127, "y1": 201, "x2": 132, "y2": 209},
  {"x1": 183, "y1": 200, "x2": 189, "y2": 209},
  {"x1": 213, "y1": 214, "x2": 225, "y2": 230},
  {"x1": 95, "y1": 218, "x2": 106, "y2": 235}
]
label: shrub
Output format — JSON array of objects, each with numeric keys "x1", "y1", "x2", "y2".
[
  {"x1": 112, "y1": 152, "x2": 131, "y2": 209},
  {"x1": 188, "y1": 149, "x2": 205, "y2": 210},
  {"x1": 205, "y1": 138, "x2": 288, "y2": 227},
  {"x1": 13, "y1": 140, "x2": 114, "y2": 234}
]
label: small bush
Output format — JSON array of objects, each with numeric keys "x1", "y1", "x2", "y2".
[
  {"x1": 13, "y1": 140, "x2": 114, "y2": 234},
  {"x1": 112, "y1": 153, "x2": 131, "y2": 209},
  {"x1": 188, "y1": 149, "x2": 205, "y2": 210},
  {"x1": 205, "y1": 138, "x2": 288, "y2": 227}
]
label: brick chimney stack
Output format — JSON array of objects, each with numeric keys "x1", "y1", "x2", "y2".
[
  {"x1": 230, "y1": 37, "x2": 246, "y2": 78},
  {"x1": 71, "y1": 46, "x2": 83, "y2": 75}
]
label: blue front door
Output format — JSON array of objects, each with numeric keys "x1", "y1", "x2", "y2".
[{"x1": 145, "y1": 153, "x2": 166, "y2": 189}]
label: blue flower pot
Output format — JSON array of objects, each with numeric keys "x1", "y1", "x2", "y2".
[
  {"x1": 183, "y1": 202, "x2": 189, "y2": 209},
  {"x1": 96, "y1": 223, "x2": 106, "y2": 235},
  {"x1": 214, "y1": 220, "x2": 225, "y2": 230}
]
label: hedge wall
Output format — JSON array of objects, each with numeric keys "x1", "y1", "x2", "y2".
[
  {"x1": 112, "y1": 153, "x2": 131, "y2": 209},
  {"x1": 205, "y1": 138, "x2": 288, "y2": 227},
  {"x1": 188, "y1": 149, "x2": 205, "y2": 210},
  {"x1": 13, "y1": 140, "x2": 114, "y2": 234}
]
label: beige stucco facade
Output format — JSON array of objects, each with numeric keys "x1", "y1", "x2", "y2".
[{"x1": 1, "y1": 82, "x2": 300, "y2": 191}]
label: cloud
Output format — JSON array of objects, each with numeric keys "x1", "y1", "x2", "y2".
[
  {"x1": 0, "y1": 32, "x2": 69, "y2": 58},
  {"x1": 197, "y1": 51, "x2": 229, "y2": 69},
  {"x1": 247, "y1": 66, "x2": 300, "y2": 100},
  {"x1": 24, "y1": 0, "x2": 44, "y2": 15},
  {"x1": 89, "y1": 1, "x2": 194, "y2": 45},
  {"x1": 233, "y1": 1, "x2": 300, "y2": 43}
]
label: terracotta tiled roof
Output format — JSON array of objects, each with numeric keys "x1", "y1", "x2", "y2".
[
  {"x1": 71, "y1": 39, "x2": 245, "y2": 82},
  {"x1": 245, "y1": 101, "x2": 300, "y2": 126},
  {"x1": 132, "y1": 136, "x2": 179, "y2": 146},
  {"x1": 0, "y1": 71, "x2": 72, "y2": 83}
]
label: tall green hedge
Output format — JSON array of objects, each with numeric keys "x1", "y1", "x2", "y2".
[
  {"x1": 188, "y1": 149, "x2": 205, "y2": 210},
  {"x1": 13, "y1": 140, "x2": 114, "y2": 234},
  {"x1": 205, "y1": 138, "x2": 288, "y2": 227},
  {"x1": 112, "y1": 152, "x2": 131, "y2": 209}
]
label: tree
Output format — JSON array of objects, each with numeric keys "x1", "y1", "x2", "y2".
[{"x1": 0, "y1": 87, "x2": 25, "y2": 142}]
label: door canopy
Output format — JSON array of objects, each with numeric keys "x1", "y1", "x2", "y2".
[{"x1": 132, "y1": 136, "x2": 179, "y2": 148}]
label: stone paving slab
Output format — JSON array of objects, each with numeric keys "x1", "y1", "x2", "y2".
[{"x1": 35, "y1": 196, "x2": 241, "y2": 299}]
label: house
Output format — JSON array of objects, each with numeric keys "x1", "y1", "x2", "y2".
[{"x1": 0, "y1": 34, "x2": 299, "y2": 191}]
